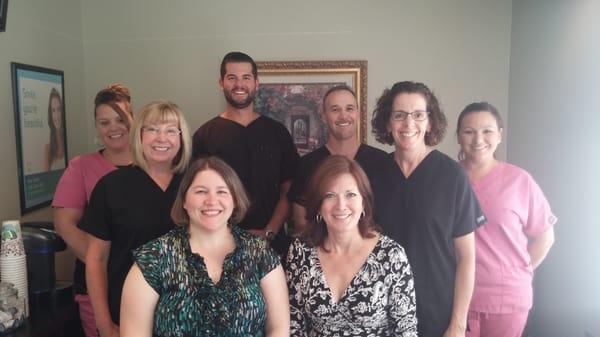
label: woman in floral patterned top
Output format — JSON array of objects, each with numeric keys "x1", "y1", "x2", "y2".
[
  {"x1": 286, "y1": 155, "x2": 418, "y2": 337},
  {"x1": 120, "y1": 157, "x2": 290, "y2": 337}
]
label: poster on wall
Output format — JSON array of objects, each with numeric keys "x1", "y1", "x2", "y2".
[
  {"x1": 255, "y1": 60, "x2": 367, "y2": 156},
  {"x1": 11, "y1": 62, "x2": 68, "y2": 214}
]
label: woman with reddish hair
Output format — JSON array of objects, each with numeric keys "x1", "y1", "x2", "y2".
[{"x1": 286, "y1": 155, "x2": 417, "y2": 337}]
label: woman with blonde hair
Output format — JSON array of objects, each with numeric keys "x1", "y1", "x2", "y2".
[{"x1": 81, "y1": 100, "x2": 192, "y2": 337}]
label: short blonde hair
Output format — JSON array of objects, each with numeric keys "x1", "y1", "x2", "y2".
[{"x1": 130, "y1": 100, "x2": 191, "y2": 173}]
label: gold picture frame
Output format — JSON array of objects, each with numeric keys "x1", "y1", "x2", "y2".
[{"x1": 255, "y1": 60, "x2": 367, "y2": 156}]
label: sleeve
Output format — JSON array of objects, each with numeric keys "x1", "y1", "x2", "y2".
[
  {"x1": 52, "y1": 157, "x2": 86, "y2": 209},
  {"x1": 523, "y1": 173, "x2": 557, "y2": 237},
  {"x1": 78, "y1": 177, "x2": 112, "y2": 240},
  {"x1": 132, "y1": 239, "x2": 164, "y2": 294},
  {"x1": 286, "y1": 239, "x2": 309, "y2": 337},
  {"x1": 452, "y1": 168, "x2": 487, "y2": 238},
  {"x1": 278, "y1": 125, "x2": 300, "y2": 184},
  {"x1": 387, "y1": 242, "x2": 418, "y2": 337},
  {"x1": 257, "y1": 238, "x2": 281, "y2": 279}
]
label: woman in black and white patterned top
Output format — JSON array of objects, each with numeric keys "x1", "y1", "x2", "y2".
[{"x1": 286, "y1": 155, "x2": 418, "y2": 337}]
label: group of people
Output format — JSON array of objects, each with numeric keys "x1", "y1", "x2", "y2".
[{"x1": 51, "y1": 51, "x2": 556, "y2": 337}]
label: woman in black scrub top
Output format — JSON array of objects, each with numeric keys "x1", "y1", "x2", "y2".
[
  {"x1": 371, "y1": 81, "x2": 486, "y2": 337},
  {"x1": 81, "y1": 100, "x2": 192, "y2": 337}
]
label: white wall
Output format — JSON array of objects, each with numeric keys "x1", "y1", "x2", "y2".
[
  {"x1": 0, "y1": 0, "x2": 87, "y2": 279},
  {"x1": 80, "y1": 0, "x2": 512, "y2": 159},
  {"x1": 508, "y1": 1, "x2": 600, "y2": 336}
]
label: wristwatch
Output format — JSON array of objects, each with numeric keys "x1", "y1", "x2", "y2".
[{"x1": 265, "y1": 229, "x2": 276, "y2": 241}]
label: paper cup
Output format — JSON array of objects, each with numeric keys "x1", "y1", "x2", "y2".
[{"x1": 1, "y1": 221, "x2": 22, "y2": 242}]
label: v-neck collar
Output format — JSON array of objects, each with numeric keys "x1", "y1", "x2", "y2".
[
  {"x1": 136, "y1": 166, "x2": 177, "y2": 193},
  {"x1": 471, "y1": 161, "x2": 504, "y2": 190},
  {"x1": 314, "y1": 235, "x2": 383, "y2": 305},
  {"x1": 217, "y1": 115, "x2": 263, "y2": 128},
  {"x1": 391, "y1": 149, "x2": 436, "y2": 181}
]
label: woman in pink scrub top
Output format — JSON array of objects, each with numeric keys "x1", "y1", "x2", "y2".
[
  {"x1": 456, "y1": 102, "x2": 556, "y2": 337},
  {"x1": 52, "y1": 84, "x2": 133, "y2": 337}
]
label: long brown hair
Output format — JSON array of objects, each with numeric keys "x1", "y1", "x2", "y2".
[{"x1": 47, "y1": 88, "x2": 64, "y2": 167}]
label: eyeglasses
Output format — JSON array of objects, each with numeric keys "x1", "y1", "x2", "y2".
[
  {"x1": 142, "y1": 125, "x2": 181, "y2": 138},
  {"x1": 390, "y1": 110, "x2": 430, "y2": 122}
]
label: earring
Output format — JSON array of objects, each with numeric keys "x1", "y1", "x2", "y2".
[{"x1": 316, "y1": 213, "x2": 323, "y2": 223}]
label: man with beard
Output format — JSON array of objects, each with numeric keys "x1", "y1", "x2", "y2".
[
  {"x1": 288, "y1": 85, "x2": 388, "y2": 234},
  {"x1": 192, "y1": 51, "x2": 299, "y2": 255}
]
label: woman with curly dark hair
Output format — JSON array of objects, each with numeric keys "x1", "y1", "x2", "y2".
[{"x1": 371, "y1": 81, "x2": 486, "y2": 337}]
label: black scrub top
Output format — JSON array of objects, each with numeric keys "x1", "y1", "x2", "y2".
[
  {"x1": 192, "y1": 115, "x2": 299, "y2": 231},
  {"x1": 373, "y1": 150, "x2": 486, "y2": 337},
  {"x1": 79, "y1": 165, "x2": 181, "y2": 324},
  {"x1": 287, "y1": 143, "x2": 388, "y2": 206}
]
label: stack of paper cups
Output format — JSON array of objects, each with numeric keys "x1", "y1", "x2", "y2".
[{"x1": 0, "y1": 220, "x2": 28, "y2": 317}]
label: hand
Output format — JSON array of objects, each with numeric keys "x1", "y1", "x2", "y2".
[
  {"x1": 443, "y1": 321, "x2": 466, "y2": 337},
  {"x1": 98, "y1": 322, "x2": 119, "y2": 337},
  {"x1": 247, "y1": 229, "x2": 266, "y2": 238}
]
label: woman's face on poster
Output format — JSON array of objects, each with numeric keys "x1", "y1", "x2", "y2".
[{"x1": 50, "y1": 97, "x2": 62, "y2": 129}]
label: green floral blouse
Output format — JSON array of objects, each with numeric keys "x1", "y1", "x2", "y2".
[{"x1": 132, "y1": 225, "x2": 280, "y2": 337}]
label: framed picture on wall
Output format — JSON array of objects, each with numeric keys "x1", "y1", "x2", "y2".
[
  {"x1": 0, "y1": 0, "x2": 8, "y2": 32},
  {"x1": 255, "y1": 60, "x2": 367, "y2": 156},
  {"x1": 11, "y1": 62, "x2": 68, "y2": 214}
]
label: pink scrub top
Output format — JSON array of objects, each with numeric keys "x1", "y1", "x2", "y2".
[
  {"x1": 469, "y1": 162, "x2": 557, "y2": 313},
  {"x1": 52, "y1": 151, "x2": 117, "y2": 209}
]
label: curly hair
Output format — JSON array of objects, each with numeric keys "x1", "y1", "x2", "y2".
[{"x1": 371, "y1": 81, "x2": 447, "y2": 146}]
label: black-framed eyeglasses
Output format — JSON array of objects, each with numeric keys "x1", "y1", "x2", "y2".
[{"x1": 390, "y1": 110, "x2": 430, "y2": 122}]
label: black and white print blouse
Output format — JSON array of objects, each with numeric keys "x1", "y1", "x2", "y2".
[{"x1": 286, "y1": 235, "x2": 418, "y2": 337}]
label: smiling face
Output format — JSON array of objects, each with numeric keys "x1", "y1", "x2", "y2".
[
  {"x1": 387, "y1": 92, "x2": 431, "y2": 154},
  {"x1": 458, "y1": 110, "x2": 502, "y2": 164},
  {"x1": 50, "y1": 97, "x2": 62, "y2": 129},
  {"x1": 95, "y1": 102, "x2": 130, "y2": 151},
  {"x1": 141, "y1": 120, "x2": 181, "y2": 167},
  {"x1": 183, "y1": 169, "x2": 234, "y2": 231},
  {"x1": 319, "y1": 173, "x2": 364, "y2": 235},
  {"x1": 322, "y1": 90, "x2": 359, "y2": 142},
  {"x1": 219, "y1": 62, "x2": 258, "y2": 109}
]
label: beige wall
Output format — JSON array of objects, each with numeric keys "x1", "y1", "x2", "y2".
[
  {"x1": 80, "y1": 0, "x2": 512, "y2": 158},
  {"x1": 0, "y1": 0, "x2": 88, "y2": 279},
  {"x1": 1, "y1": 0, "x2": 513, "y2": 279}
]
